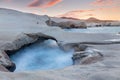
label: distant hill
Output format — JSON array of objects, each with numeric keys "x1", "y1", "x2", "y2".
[
  {"x1": 86, "y1": 17, "x2": 101, "y2": 22},
  {"x1": 85, "y1": 17, "x2": 115, "y2": 23},
  {"x1": 60, "y1": 16, "x2": 116, "y2": 23}
]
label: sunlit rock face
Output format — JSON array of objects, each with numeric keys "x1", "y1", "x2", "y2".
[{"x1": 10, "y1": 39, "x2": 74, "y2": 72}]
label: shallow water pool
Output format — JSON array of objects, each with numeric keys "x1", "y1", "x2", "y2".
[{"x1": 10, "y1": 39, "x2": 74, "y2": 72}]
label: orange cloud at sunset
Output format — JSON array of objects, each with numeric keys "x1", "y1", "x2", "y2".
[
  {"x1": 0, "y1": 0, "x2": 119, "y2": 20},
  {"x1": 57, "y1": 7, "x2": 120, "y2": 20},
  {"x1": 91, "y1": 0, "x2": 116, "y2": 6},
  {"x1": 45, "y1": 0, "x2": 62, "y2": 7},
  {"x1": 28, "y1": 0, "x2": 62, "y2": 8},
  {"x1": 57, "y1": 9, "x2": 95, "y2": 19}
]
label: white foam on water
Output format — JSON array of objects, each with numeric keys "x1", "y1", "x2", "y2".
[
  {"x1": 10, "y1": 39, "x2": 74, "y2": 72},
  {"x1": 65, "y1": 26, "x2": 120, "y2": 33},
  {"x1": 105, "y1": 39, "x2": 120, "y2": 41}
]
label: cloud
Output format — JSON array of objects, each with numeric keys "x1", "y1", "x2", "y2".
[
  {"x1": 1, "y1": 0, "x2": 62, "y2": 8},
  {"x1": 68, "y1": 9, "x2": 94, "y2": 13},
  {"x1": 57, "y1": 9, "x2": 95, "y2": 19},
  {"x1": 28, "y1": 0, "x2": 62, "y2": 8},
  {"x1": 91, "y1": 0, "x2": 115, "y2": 6},
  {"x1": 86, "y1": 14, "x2": 94, "y2": 16},
  {"x1": 1, "y1": 0, "x2": 11, "y2": 2}
]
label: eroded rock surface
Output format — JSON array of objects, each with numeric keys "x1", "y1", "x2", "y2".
[
  {"x1": 73, "y1": 47, "x2": 103, "y2": 65},
  {"x1": 0, "y1": 51, "x2": 15, "y2": 72},
  {"x1": 0, "y1": 29, "x2": 120, "y2": 80},
  {"x1": 0, "y1": 8, "x2": 120, "y2": 80},
  {"x1": 0, "y1": 65, "x2": 9, "y2": 72}
]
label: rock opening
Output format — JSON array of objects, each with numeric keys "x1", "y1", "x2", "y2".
[{"x1": 10, "y1": 39, "x2": 74, "y2": 72}]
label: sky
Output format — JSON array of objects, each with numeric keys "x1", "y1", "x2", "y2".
[{"x1": 0, "y1": 0, "x2": 120, "y2": 20}]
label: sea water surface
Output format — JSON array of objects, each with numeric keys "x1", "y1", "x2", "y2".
[
  {"x1": 10, "y1": 39, "x2": 74, "y2": 72},
  {"x1": 65, "y1": 26, "x2": 120, "y2": 33}
]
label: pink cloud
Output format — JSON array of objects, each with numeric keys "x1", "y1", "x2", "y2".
[
  {"x1": 91, "y1": 0, "x2": 115, "y2": 6},
  {"x1": 28, "y1": 0, "x2": 62, "y2": 8},
  {"x1": 87, "y1": 14, "x2": 94, "y2": 16},
  {"x1": 69, "y1": 9, "x2": 94, "y2": 13},
  {"x1": 57, "y1": 9, "x2": 95, "y2": 19}
]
